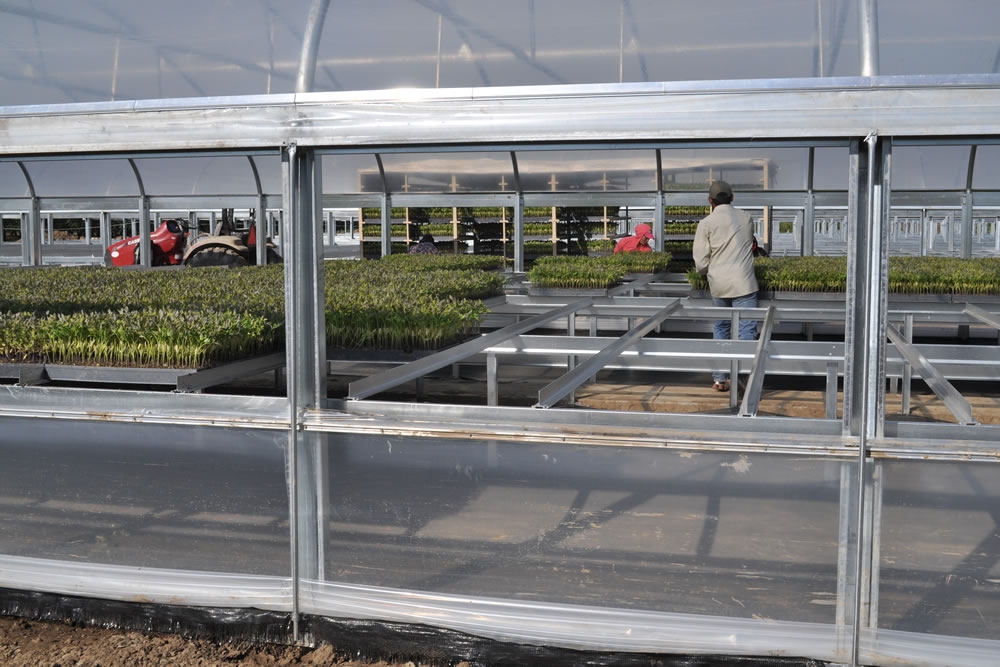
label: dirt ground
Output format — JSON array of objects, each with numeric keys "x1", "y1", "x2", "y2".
[{"x1": 0, "y1": 615, "x2": 465, "y2": 667}]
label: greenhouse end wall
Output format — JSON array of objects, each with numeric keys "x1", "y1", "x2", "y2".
[
  {"x1": 2, "y1": 402, "x2": 999, "y2": 665},
  {"x1": 3, "y1": 72, "x2": 1000, "y2": 665}
]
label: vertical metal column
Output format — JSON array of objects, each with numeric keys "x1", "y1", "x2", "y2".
[
  {"x1": 16, "y1": 163, "x2": 41, "y2": 267},
  {"x1": 188, "y1": 212, "x2": 200, "y2": 242},
  {"x1": 127, "y1": 159, "x2": 151, "y2": 268},
  {"x1": 841, "y1": 133, "x2": 890, "y2": 667},
  {"x1": 858, "y1": 0, "x2": 880, "y2": 77},
  {"x1": 248, "y1": 156, "x2": 268, "y2": 266},
  {"x1": 653, "y1": 191, "x2": 665, "y2": 253},
  {"x1": 961, "y1": 146, "x2": 976, "y2": 260},
  {"x1": 654, "y1": 150, "x2": 665, "y2": 252},
  {"x1": 282, "y1": 144, "x2": 328, "y2": 640},
  {"x1": 20, "y1": 206, "x2": 41, "y2": 267},
  {"x1": 295, "y1": 0, "x2": 331, "y2": 95},
  {"x1": 137, "y1": 197, "x2": 151, "y2": 268},
  {"x1": 381, "y1": 193, "x2": 392, "y2": 257},
  {"x1": 511, "y1": 152, "x2": 524, "y2": 273},
  {"x1": 804, "y1": 147, "x2": 816, "y2": 257},
  {"x1": 843, "y1": 135, "x2": 890, "y2": 438}
]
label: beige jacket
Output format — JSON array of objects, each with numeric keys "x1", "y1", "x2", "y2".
[{"x1": 693, "y1": 204, "x2": 759, "y2": 298}]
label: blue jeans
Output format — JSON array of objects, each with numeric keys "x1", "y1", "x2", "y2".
[{"x1": 712, "y1": 292, "x2": 758, "y2": 384}]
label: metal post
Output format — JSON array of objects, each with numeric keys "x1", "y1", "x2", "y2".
[
  {"x1": 138, "y1": 197, "x2": 151, "y2": 268},
  {"x1": 858, "y1": 0, "x2": 880, "y2": 77},
  {"x1": 381, "y1": 193, "x2": 392, "y2": 257},
  {"x1": 842, "y1": 132, "x2": 890, "y2": 667},
  {"x1": 805, "y1": 148, "x2": 816, "y2": 256},
  {"x1": 514, "y1": 194, "x2": 525, "y2": 273},
  {"x1": 21, "y1": 206, "x2": 41, "y2": 267},
  {"x1": 730, "y1": 310, "x2": 739, "y2": 409},
  {"x1": 282, "y1": 143, "x2": 328, "y2": 641},
  {"x1": 487, "y1": 353, "x2": 498, "y2": 406},
  {"x1": 961, "y1": 191, "x2": 974, "y2": 259},
  {"x1": 901, "y1": 314, "x2": 913, "y2": 414}
]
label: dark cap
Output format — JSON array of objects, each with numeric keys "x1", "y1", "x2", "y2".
[{"x1": 709, "y1": 180, "x2": 733, "y2": 200}]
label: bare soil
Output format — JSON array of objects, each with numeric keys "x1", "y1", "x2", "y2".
[{"x1": 0, "y1": 615, "x2": 463, "y2": 667}]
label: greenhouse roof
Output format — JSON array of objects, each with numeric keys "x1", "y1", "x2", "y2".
[{"x1": 3, "y1": 0, "x2": 1000, "y2": 107}]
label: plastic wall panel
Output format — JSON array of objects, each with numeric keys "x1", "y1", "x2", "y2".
[
  {"x1": 0, "y1": 162, "x2": 28, "y2": 198},
  {"x1": 876, "y1": 460, "x2": 1000, "y2": 642},
  {"x1": 0, "y1": 418, "x2": 290, "y2": 577},
  {"x1": 130, "y1": 156, "x2": 266, "y2": 196},
  {"x1": 971, "y1": 145, "x2": 1000, "y2": 190},
  {"x1": 19, "y1": 160, "x2": 139, "y2": 198},
  {"x1": 514, "y1": 149, "x2": 657, "y2": 193},
  {"x1": 320, "y1": 433, "x2": 846, "y2": 624}
]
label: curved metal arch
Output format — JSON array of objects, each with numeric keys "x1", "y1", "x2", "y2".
[
  {"x1": 509, "y1": 151, "x2": 521, "y2": 193},
  {"x1": 296, "y1": 0, "x2": 331, "y2": 94},
  {"x1": 374, "y1": 154, "x2": 388, "y2": 195},
  {"x1": 15, "y1": 161, "x2": 36, "y2": 198},
  {"x1": 654, "y1": 149, "x2": 663, "y2": 192},
  {"x1": 127, "y1": 158, "x2": 147, "y2": 197},
  {"x1": 247, "y1": 155, "x2": 264, "y2": 196},
  {"x1": 965, "y1": 145, "x2": 978, "y2": 191}
]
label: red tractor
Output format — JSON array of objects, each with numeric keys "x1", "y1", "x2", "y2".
[{"x1": 105, "y1": 209, "x2": 281, "y2": 268}]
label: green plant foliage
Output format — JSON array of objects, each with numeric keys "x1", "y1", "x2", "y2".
[
  {"x1": 324, "y1": 260, "x2": 502, "y2": 351},
  {"x1": 378, "y1": 253, "x2": 506, "y2": 272},
  {"x1": 662, "y1": 221, "x2": 699, "y2": 235},
  {"x1": 0, "y1": 257, "x2": 507, "y2": 367},
  {"x1": 686, "y1": 256, "x2": 1000, "y2": 294},
  {"x1": 665, "y1": 205, "x2": 710, "y2": 216},
  {"x1": 662, "y1": 240, "x2": 694, "y2": 253},
  {"x1": 527, "y1": 252, "x2": 672, "y2": 289}
]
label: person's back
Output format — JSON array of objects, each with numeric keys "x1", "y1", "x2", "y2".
[
  {"x1": 693, "y1": 180, "x2": 760, "y2": 392},
  {"x1": 693, "y1": 204, "x2": 758, "y2": 298}
]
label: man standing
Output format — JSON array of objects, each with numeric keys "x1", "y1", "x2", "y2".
[
  {"x1": 613, "y1": 223, "x2": 654, "y2": 253},
  {"x1": 693, "y1": 180, "x2": 759, "y2": 392}
]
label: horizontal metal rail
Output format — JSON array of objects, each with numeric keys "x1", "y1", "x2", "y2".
[
  {"x1": 0, "y1": 352, "x2": 287, "y2": 393},
  {"x1": 535, "y1": 299, "x2": 681, "y2": 408},
  {"x1": 348, "y1": 298, "x2": 594, "y2": 400},
  {"x1": 886, "y1": 324, "x2": 978, "y2": 425}
]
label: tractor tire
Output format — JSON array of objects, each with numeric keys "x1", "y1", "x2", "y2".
[{"x1": 185, "y1": 246, "x2": 250, "y2": 268}]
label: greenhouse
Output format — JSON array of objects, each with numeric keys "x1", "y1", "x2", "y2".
[{"x1": 2, "y1": 1, "x2": 1000, "y2": 665}]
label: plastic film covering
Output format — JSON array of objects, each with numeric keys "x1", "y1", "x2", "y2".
[
  {"x1": 0, "y1": 558, "x2": 291, "y2": 612},
  {"x1": 5, "y1": 1, "x2": 1000, "y2": 108},
  {"x1": 0, "y1": 415, "x2": 292, "y2": 578},
  {"x1": 307, "y1": 431, "x2": 848, "y2": 660},
  {"x1": 875, "y1": 461, "x2": 1000, "y2": 641},
  {"x1": 301, "y1": 580, "x2": 839, "y2": 661}
]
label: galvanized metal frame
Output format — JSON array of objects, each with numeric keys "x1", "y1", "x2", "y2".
[{"x1": 3, "y1": 70, "x2": 1000, "y2": 666}]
